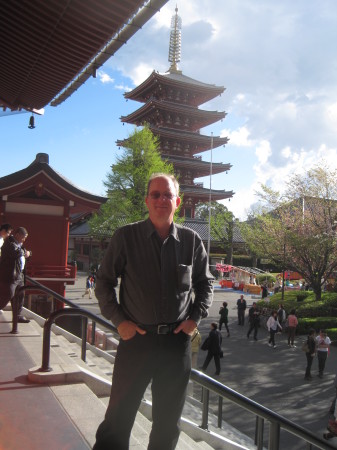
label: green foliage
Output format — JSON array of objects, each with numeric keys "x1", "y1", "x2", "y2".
[
  {"x1": 255, "y1": 273, "x2": 276, "y2": 285},
  {"x1": 241, "y1": 164, "x2": 337, "y2": 301},
  {"x1": 89, "y1": 126, "x2": 174, "y2": 235},
  {"x1": 195, "y1": 201, "x2": 235, "y2": 263},
  {"x1": 258, "y1": 290, "x2": 337, "y2": 340}
]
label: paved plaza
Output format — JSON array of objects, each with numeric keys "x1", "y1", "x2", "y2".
[{"x1": 66, "y1": 274, "x2": 337, "y2": 449}]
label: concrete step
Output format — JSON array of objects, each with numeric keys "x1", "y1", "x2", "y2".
[{"x1": 22, "y1": 308, "x2": 255, "y2": 449}]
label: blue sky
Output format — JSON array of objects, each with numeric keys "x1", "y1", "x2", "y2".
[{"x1": 2, "y1": 0, "x2": 337, "y2": 219}]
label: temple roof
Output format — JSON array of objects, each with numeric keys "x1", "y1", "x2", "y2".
[
  {"x1": 0, "y1": 153, "x2": 106, "y2": 212},
  {"x1": 181, "y1": 184, "x2": 234, "y2": 201},
  {"x1": 162, "y1": 154, "x2": 231, "y2": 177},
  {"x1": 117, "y1": 126, "x2": 228, "y2": 154},
  {"x1": 124, "y1": 71, "x2": 225, "y2": 106},
  {"x1": 121, "y1": 99, "x2": 226, "y2": 131},
  {"x1": 0, "y1": 0, "x2": 169, "y2": 111}
]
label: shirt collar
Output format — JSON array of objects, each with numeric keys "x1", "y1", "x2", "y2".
[{"x1": 145, "y1": 218, "x2": 180, "y2": 242}]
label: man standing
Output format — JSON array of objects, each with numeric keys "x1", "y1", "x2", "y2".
[
  {"x1": 237, "y1": 294, "x2": 247, "y2": 326},
  {"x1": 0, "y1": 223, "x2": 13, "y2": 255},
  {"x1": 93, "y1": 173, "x2": 213, "y2": 450},
  {"x1": 247, "y1": 302, "x2": 260, "y2": 340},
  {"x1": 0, "y1": 227, "x2": 31, "y2": 322}
]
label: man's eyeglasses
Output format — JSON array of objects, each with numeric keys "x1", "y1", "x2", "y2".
[{"x1": 148, "y1": 192, "x2": 176, "y2": 200}]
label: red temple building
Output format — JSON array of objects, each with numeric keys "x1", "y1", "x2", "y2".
[
  {"x1": 0, "y1": 153, "x2": 105, "y2": 311},
  {"x1": 118, "y1": 7, "x2": 233, "y2": 218}
]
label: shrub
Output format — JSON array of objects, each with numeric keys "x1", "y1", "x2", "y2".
[{"x1": 255, "y1": 274, "x2": 276, "y2": 286}]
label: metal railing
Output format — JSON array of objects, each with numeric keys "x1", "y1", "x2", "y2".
[{"x1": 12, "y1": 276, "x2": 336, "y2": 450}]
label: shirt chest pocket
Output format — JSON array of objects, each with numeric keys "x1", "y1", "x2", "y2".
[{"x1": 177, "y1": 264, "x2": 192, "y2": 292}]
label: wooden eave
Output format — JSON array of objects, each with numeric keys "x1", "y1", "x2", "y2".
[
  {"x1": 162, "y1": 154, "x2": 231, "y2": 177},
  {"x1": 124, "y1": 71, "x2": 225, "y2": 106},
  {"x1": 121, "y1": 100, "x2": 226, "y2": 131},
  {"x1": 0, "y1": 159, "x2": 106, "y2": 213},
  {"x1": 0, "y1": 0, "x2": 169, "y2": 111},
  {"x1": 181, "y1": 185, "x2": 234, "y2": 201}
]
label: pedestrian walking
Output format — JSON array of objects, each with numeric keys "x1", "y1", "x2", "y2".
[
  {"x1": 219, "y1": 301, "x2": 230, "y2": 337},
  {"x1": 266, "y1": 310, "x2": 282, "y2": 348},
  {"x1": 247, "y1": 302, "x2": 260, "y2": 341},
  {"x1": 82, "y1": 276, "x2": 92, "y2": 299},
  {"x1": 304, "y1": 328, "x2": 316, "y2": 380},
  {"x1": 237, "y1": 295, "x2": 247, "y2": 326},
  {"x1": 201, "y1": 322, "x2": 222, "y2": 376},
  {"x1": 287, "y1": 309, "x2": 298, "y2": 348},
  {"x1": 316, "y1": 329, "x2": 331, "y2": 378}
]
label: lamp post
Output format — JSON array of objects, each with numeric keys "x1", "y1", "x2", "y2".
[
  {"x1": 281, "y1": 241, "x2": 286, "y2": 301},
  {"x1": 207, "y1": 132, "x2": 213, "y2": 263}
]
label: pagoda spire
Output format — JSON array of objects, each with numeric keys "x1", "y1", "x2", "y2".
[{"x1": 168, "y1": 5, "x2": 182, "y2": 74}]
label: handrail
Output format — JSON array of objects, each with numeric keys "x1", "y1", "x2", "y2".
[
  {"x1": 190, "y1": 370, "x2": 335, "y2": 450},
  {"x1": 14, "y1": 276, "x2": 335, "y2": 450}
]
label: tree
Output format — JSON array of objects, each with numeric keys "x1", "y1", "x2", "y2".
[
  {"x1": 89, "y1": 126, "x2": 174, "y2": 235},
  {"x1": 195, "y1": 202, "x2": 235, "y2": 264},
  {"x1": 241, "y1": 164, "x2": 337, "y2": 300}
]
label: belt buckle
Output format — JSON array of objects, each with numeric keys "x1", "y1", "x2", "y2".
[{"x1": 157, "y1": 324, "x2": 170, "y2": 335}]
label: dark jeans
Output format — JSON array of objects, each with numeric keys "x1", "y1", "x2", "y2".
[
  {"x1": 0, "y1": 280, "x2": 25, "y2": 316},
  {"x1": 238, "y1": 310, "x2": 245, "y2": 325},
  {"x1": 305, "y1": 353, "x2": 314, "y2": 377},
  {"x1": 202, "y1": 351, "x2": 221, "y2": 375},
  {"x1": 269, "y1": 329, "x2": 277, "y2": 346},
  {"x1": 219, "y1": 320, "x2": 229, "y2": 334},
  {"x1": 287, "y1": 327, "x2": 296, "y2": 345},
  {"x1": 93, "y1": 331, "x2": 191, "y2": 450},
  {"x1": 247, "y1": 321, "x2": 259, "y2": 339},
  {"x1": 318, "y1": 351, "x2": 328, "y2": 375}
]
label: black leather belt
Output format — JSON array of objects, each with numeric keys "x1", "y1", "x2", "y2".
[{"x1": 139, "y1": 323, "x2": 180, "y2": 334}]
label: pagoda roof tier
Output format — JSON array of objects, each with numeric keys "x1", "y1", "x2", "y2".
[
  {"x1": 151, "y1": 126, "x2": 228, "y2": 153},
  {"x1": 121, "y1": 99, "x2": 226, "y2": 131},
  {"x1": 124, "y1": 71, "x2": 225, "y2": 107},
  {"x1": 180, "y1": 184, "x2": 234, "y2": 201},
  {"x1": 162, "y1": 154, "x2": 231, "y2": 178},
  {"x1": 117, "y1": 127, "x2": 228, "y2": 155}
]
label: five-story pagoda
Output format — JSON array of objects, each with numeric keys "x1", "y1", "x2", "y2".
[{"x1": 118, "y1": 7, "x2": 233, "y2": 218}]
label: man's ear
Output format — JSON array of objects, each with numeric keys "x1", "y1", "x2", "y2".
[{"x1": 175, "y1": 196, "x2": 181, "y2": 207}]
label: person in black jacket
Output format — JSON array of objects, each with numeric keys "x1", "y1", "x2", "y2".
[
  {"x1": 304, "y1": 328, "x2": 316, "y2": 380},
  {"x1": 0, "y1": 227, "x2": 31, "y2": 322},
  {"x1": 201, "y1": 322, "x2": 222, "y2": 376},
  {"x1": 247, "y1": 302, "x2": 260, "y2": 341}
]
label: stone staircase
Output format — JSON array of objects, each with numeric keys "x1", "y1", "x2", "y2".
[{"x1": 22, "y1": 309, "x2": 257, "y2": 450}]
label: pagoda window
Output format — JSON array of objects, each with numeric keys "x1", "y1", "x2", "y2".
[
  {"x1": 174, "y1": 116, "x2": 181, "y2": 126},
  {"x1": 166, "y1": 114, "x2": 172, "y2": 124},
  {"x1": 184, "y1": 117, "x2": 190, "y2": 127}
]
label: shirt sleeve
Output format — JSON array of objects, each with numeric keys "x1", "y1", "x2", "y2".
[
  {"x1": 95, "y1": 228, "x2": 127, "y2": 327},
  {"x1": 188, "y1": 235, "x2": 214, "y2": 325}
]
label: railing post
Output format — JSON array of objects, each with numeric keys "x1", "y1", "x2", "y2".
[
  {"x1": 217, "y1": 396, "x2": 223, "y2": 428},
  {"x1": 255, "y1": 416, "x2": 264, "y2": 450},
  {"x1": 40, "y1": 316, "x2": 54, "y2": 372},
  {"x1": 90, "y1": 321, "x2": 96, "y2": 345},
  {"x1": 200, "y1": 387, "x2": 209, "y2": 430},
  {"x1": 268, "y1": 421, "x2": 280, "y2": 450},
  {"x1": 81, "y1": 316, "x2": 88, "y2": 362}
]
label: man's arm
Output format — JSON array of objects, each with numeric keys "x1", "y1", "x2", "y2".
[
  {"x1": 95, "y1": 229, "x2": 128, "y2": 327},
  {"x1": 188, "y1": 235, "x2": 214, "y2": 325}
]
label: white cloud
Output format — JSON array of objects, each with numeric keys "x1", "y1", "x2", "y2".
[
  {"x1": 221, "y1": 126, "x2": 252, "y2": 147},
  {"x1": 98, "y1": 71, "x2": 114, "y2": 84}
]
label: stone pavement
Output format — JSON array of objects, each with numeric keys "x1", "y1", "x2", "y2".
[{"x1": 65, "y1": 275, "x2": 337, "y2": 449}]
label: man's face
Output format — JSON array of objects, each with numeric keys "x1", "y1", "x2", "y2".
[
  {"x1": 145, "y1": 176, "x2": 181, "y2": 226},
  {"x1": 14, "y1": 232, "x2": 27, "y2": 245}
]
